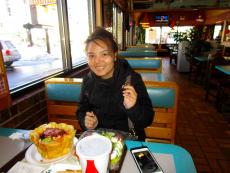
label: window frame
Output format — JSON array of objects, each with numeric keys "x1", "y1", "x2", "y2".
[{"x1": 6, "y1": 0, "x2": 95, "y2": 94}]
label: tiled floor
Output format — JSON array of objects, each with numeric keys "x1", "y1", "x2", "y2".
[{"x1": 162, "y1": 58, "x2": 230, "y2": 173}]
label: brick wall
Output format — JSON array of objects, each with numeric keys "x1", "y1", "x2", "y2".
[
  {"x1": 0, "y1": 87, "x2": 48, "y2": 129},
  {"x1": 0, "y1": 65, "x2": 89, "y2": 130}
]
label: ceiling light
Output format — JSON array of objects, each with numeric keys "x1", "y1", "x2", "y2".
[
  {"x1": 140, "y1": 22, "x2": 150, "y2": 24},
  {"x1": 196, "y1": 15, "x2": 204, "y2": 22}
]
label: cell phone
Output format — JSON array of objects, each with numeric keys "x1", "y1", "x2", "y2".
[{"x1": 130, "y1": 146, "x2": 164, "y2": 173}]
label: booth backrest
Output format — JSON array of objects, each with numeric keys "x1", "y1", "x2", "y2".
[
  {"x1": 126, "y1": 58, "x2": 162, "y2": 73},
  {"x1": 144, "y1": 81, "x2": 179, "y2": 144},
  {"x1": 45, "y1": 78, "x2": 83, "y2": 131},
  {"x1": 47, "y1": 83, "x2": 81, "y2": 102},
  {"x1": 139, "y1": 72, "x2": 165, "y2": 82},
  {"x1": 118, "y1": 50, "x2": 157, "y2": 57},
  {"x1": 147, "y1": 87, "x2": 175, "y2": 108},
  {"x1": 126, "y1": 47, "x2": 153, "y2": 51},
  {"x1": 127, "y1": 45, "x2": 153, "y2": 48},
  {"x1": 45, "y1": 78, "x2": 178, "y2": 143}
]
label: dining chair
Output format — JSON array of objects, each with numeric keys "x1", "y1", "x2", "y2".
[
  {"x1": 169, "y1": 49, "x2": 178, "y2": 65},
  {"x1": 217, "y1": 80, "x2": 230, "y2": 112},
  {"x1": 187, "y1": 41, "x2": 211, "y2": 84},
  {"x1": 144, "y1": 81, "x2": 179, "y2": 144},
  {"x1": 189, "y1": 55, "x2": 208, "y2": 84},
  {"x1": 205, "y1": 56, "x2": 230, "y2": 109}
]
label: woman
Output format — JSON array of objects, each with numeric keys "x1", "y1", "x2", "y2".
[{"x1": 77, "y1": 27, "x2": 154, "y2": 140}]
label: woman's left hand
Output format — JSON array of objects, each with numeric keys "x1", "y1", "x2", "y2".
[{"x1": 123, "y1": 85, "x2": 137, "y2": 109}]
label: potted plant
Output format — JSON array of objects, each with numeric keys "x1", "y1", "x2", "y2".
[
  {"x1": 173, "y1": 27, "x2": 212, "y2": 72},
  {"x1": 135, "y1": 25, "x2": 145, "y2": 45},
  {"x1": 173, "y1": 31, "x2": 189, "y2": 43},
  {"x1": 173, "y1": 30, "x2": 191, "y2": 72}
]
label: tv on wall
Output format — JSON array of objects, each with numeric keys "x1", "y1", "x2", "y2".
[{"x1": 155, "y1": 15, "x2": 169, "y2": 23}]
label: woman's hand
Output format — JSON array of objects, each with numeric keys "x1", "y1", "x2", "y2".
[
  {"x1": 84, "y1": 111, "x2": 98, "y2": 129},
  {"x1": 122, "y1": 85, "x2": 137, "y2": 109}
]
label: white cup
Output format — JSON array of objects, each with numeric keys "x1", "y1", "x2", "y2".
[{"x1": 76, "y1": 135, "x2": 112, "y2": 173}]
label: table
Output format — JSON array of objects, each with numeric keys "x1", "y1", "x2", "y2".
[
  {"x1": 0, "y1": 127, "x2": 28, "y2": 136},
  {"x1": 0, "y1": 128, "x2": 32, "y2": 172},
  {"x1": 0, "y1": 128, "x2": 197, "y2": 173},
  {"x1": 215, "y1": 65, "x2": 230, "y2": 75},
  {"x1": 193, "y1": 56, "x2": 208, "y2": 62},
  {"x1": 125, "y1": 140, "x2": 197, "y2": 173}
]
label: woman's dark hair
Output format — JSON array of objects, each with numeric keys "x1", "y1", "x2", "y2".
[{"x1": 85, "y1": 27, "x2": 118, "y2": 53}]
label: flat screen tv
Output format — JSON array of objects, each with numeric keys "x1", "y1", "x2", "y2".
[{"x1": 155, "y1": 15, "x2": 169, "y2": 23}]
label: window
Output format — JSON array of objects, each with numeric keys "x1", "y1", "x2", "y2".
[
  {"x1": 109, "y1": 3, "x2": 123, "y2": 50},
  {"x1": 145, "y1": 27, "x2": 161, "y2": 44},
  {"x1": 1, "y1": 0, "x2": 63, "y2": 90},
  {"x1": 112, "y1": 3, "x2": 117, "y2": 39},
  {"x1": 67, "y1": 0, "x2": 92, "y2": 66},
  {"x1": 0, "y1": 0, "x2": 93, "y2": 91},
  {"x1": 116, "y1": 9, "x2": 123, "y2": 50},
  {"x1": 213, "y1": 25, "x2": 222, "y2": 39},
  {"x1": 145, "y1": 26, "x2": 193, "y2": 44}
]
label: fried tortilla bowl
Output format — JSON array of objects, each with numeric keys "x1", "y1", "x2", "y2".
[{"x1": 30, "y1": 122, "x2": 76, "y2": 160}]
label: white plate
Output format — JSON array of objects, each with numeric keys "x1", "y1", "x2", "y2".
[
  {"x1": 43, "y1": 163, "x2": 81, "y2": 173},
  {"x1": 25, "y1": 138, "x2": 78, "y2": 166}
]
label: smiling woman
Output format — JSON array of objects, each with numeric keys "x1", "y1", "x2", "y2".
[{"x1": 77, "y1": 27, "x2": 154, "y2": 141}]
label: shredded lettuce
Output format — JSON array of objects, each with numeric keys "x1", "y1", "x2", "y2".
[{"x1": 42, "y1": 136, "x2": 52, "y2": 143}]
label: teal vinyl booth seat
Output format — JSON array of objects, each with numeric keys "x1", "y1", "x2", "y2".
[
  {"x1": 45, "y1": 78, "x2": 83, "y2": 131},
  {"x1": 118, "y1": 50, "x2": 157, "y2": 57},
  {"x1": 126, "y1": 58, "x2": 162, "y2": 72},
  {"x1": 144, "y1": 81, "x2": 179, "y2": 144}
]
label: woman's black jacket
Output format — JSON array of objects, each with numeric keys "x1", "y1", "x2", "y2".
[{"x1": 76, "y1": 58, "x2": 154, "y2": 140}]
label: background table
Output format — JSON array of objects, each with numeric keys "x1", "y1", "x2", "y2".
[{"x1": 215, "y1": 65, "x2": 230, "y2": 75}]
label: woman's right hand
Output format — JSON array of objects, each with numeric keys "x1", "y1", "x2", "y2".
[{"x1": 84, "y1": 111, "x2": 98, "y2": 129}]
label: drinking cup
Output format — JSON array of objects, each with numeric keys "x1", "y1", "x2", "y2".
[{"x1": 76, "y1": 135, "x2": 112, "y2": 173}]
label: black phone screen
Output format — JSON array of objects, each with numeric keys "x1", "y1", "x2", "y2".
[{"x1": 131, "y1": 147, "x2": 163, "y2": 173}]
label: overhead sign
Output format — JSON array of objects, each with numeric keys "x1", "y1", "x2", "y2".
[{"x1": 29, "y1": 0, "x2": 56, "y2": 5}]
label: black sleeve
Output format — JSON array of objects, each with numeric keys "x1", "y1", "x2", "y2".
[
  {"x1": 126, "y1": 72, "x2": 154, "y2": 128},
  {"x1": 76, "y1": 76, "x2": 91, "y2": 130}
]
